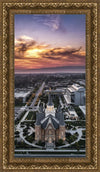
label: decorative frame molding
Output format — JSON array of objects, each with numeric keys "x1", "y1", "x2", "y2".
[{"x1": 0, "y1": 0, "x2": 100, "y2": 171}]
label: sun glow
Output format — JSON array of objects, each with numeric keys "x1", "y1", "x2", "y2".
[{"x1": 26, "y1": 48, "x2": 44, "y2": 58}]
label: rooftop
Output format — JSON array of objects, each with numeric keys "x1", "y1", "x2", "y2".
[
  {"x1": 67, "y1": 84, "x2": 85, "y2": 93},
  {"x1": 15, "y1": 90, "x2": 31, "y2": 98},
  {"x1": 64, "y1": 95, "x2": 71, "y2": 104}
]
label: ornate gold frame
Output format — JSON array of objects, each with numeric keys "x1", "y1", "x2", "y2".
[{"x1": 0, "y1": 0, "x2": 100, "y2": 171}]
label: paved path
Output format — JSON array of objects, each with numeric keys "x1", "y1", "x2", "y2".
[
  {"x1": 28, "y1": 126, "x2": 35, "y2": 136},
  {"x1": 19, "y1": 131, "x2": 42, "y2": 149},
  {"x1": 16, "y1": 110, "x2": 29, "y2": 131},
  {"x1": 65, "y1": 119, "x2": 86, "y2": 122}
]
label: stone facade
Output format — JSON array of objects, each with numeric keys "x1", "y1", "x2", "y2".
[
  {"x1": 35, "y1": 123, "x2": 65, "y2": 143},
  {"x1": 59, "y1": 126, "x2": 66, "y2": 140},
  {"x1": 35, "y1": 125, "x2": 41, "y2": 141}
]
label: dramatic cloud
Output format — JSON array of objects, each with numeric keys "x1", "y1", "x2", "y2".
[
  {"x1": 15, "y1": 36, "x2": 37, "y2": 56},
  {"x1": 15, "y1": 36, "x2": 85, "y2": 70},
  {"x1": 40, "y1": 47, "x2": 84, "y2": 60}
]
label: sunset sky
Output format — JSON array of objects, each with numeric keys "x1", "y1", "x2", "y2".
[{"x1": 14, "y1": 14, "x2": 86, "y2": 73}]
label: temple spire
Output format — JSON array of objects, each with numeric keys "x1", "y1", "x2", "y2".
[{"x1": 47, "y1": 91, "x2": 53, "y2": 106}]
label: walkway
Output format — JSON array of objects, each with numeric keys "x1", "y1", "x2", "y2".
[{"x1": 19, "y1": 131, "x2": 42, "y2": 149}]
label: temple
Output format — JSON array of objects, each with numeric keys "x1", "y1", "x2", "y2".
[{"x1": 35, "y1": 92, "x2": 65, "y2": 149}]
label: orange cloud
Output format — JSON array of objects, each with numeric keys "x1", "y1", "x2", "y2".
[{"x1": 15, "y1": 36, "x2": 85, "y2": 70}]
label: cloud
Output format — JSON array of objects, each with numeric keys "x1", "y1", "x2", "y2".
[
  {"x1": 15, "y1": 36, "x2": 50, "y2": 59},
  {"x1": 32, "y1": 14, "x2": 67, "y2": 32},
  {"x1": 40, "y1": 46, "x2": 85, "y2": 61},
  {"x1": 43, "y1": 15, "x2": 60, "y2": 31},
  {"x1": 15, "y1": 36, "x2": 37, "y2": 59},
  {"x1": 15, "y1": 36, "x2": 85, "y2": 70},
  {"x1": 15, "y1": 37, "x2": 36, "y2": 51}
]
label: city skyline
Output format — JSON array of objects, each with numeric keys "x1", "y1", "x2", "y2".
[{"x1": 15, "y1": 14, "x2": 86, "y2": 73}]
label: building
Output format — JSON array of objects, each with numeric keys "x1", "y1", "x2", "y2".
[
  {"x1": 35, "y1": 93, "x2": 65, "y2": 149},
  {"x1": 15, "y1": 88, "x2": 32, "y2": 103},
  {"x1": 65, "y1": 84, "x2": 85, "y2": 106},
  {"x1": 79, "y1": 105, "x2": 86, "y2": 118}
]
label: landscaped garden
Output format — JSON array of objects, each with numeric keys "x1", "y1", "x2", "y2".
[
  {"x1": 66, "y1": 132, "x2": 78, "y2": 143},
  {"x1": 25, "y1": 133, "x2": 35, "y2": 143}
]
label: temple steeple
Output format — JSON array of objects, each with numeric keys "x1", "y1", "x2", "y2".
[
  {"x1": 47, "y1": 92, "x2": 53, "y2": 106},
  {"x1": 45, "y1": 90, "x2": 55, "y2": 117}
]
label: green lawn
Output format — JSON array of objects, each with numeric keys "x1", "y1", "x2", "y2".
[
  {"x1": 25, "y1": 111, "x2": 36, "y2": 120},
  {"x1": 66, "y1": 132, "x2": 78, "y2": 144},
  {"x1": 25, "y1": 133, "x2": 35, "y2": 143}
]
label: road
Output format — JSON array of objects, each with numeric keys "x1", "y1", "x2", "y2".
[
  {"x1": 15, "y1": 154, "x2": 86, "y2": 157},
  {"x1": 15, "y1": 149, "x2": 85, "y2": 152},
  {"x1": 16, "y1": 82, "x2": 45, "y2": 130},
  {"x1": 30, "y1": 82, "x2": 45, "y2": 108}
]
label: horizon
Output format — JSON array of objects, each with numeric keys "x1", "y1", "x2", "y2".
[{"x1": 15, "y1": 65, "x2": 85, "y2": 74}]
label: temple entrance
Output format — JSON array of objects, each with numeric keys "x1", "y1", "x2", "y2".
[
  {"x1": 45, "y1": 129, "x2": 55, "y2": 149},
  {"x1": 48, "y1": 137, "x2": 52, "y2": 143},
  {"x1": 45, "y1": 123, "x2": 56, "y2": 149}
]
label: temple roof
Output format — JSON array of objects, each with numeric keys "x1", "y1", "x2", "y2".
[
  {"x1": 55, "y1": 106, "x2": 65, "y2": 126},
  {"x1": 35, "y1": 104, "x2": 65, "y2": 127},
  {"x1": 39, "y1": 104, "x2": 44, "y2": 113},
  {"x1": 41, "y1": 114, "x2": 59, "y2": 129},
  {"x1": 35, "y1": 111, "x2": 45, "y2": 125}
]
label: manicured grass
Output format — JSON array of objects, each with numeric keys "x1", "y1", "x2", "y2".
[
  {"x1": 39, "y1": 94, "x2": 48, "y2": 104},
  {"x1": 15, "y1": 140, "x2": 34, "y2": 149},
  {"x1": 67, "y1": 139, "x2": 85, "y2": 149},
  {"x1": 82, "y1": 130, "x2": 86, "y2": 138},
  {"x1": 36, "y1": 140, "x2": 45, "y2": 146},
  {"x1": 25, "y1": 133, "x2": 35, "y2": 143},
  {"x1": 21, "y1": 121, "x2": 35, "y2": 125},
  {"x1": 25, "y1": 111, "x2": 36, "y2": 120},
  {"x1": 66, "y1": 132, "x2": 78, "y2": 144},
  {"x1": 15, "y1": 110, "x2": 26, "y2": 125}
]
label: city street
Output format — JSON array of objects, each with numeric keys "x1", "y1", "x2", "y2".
[{"x1": 30, "y1": 82, "x2": 45, "y2": 108}]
